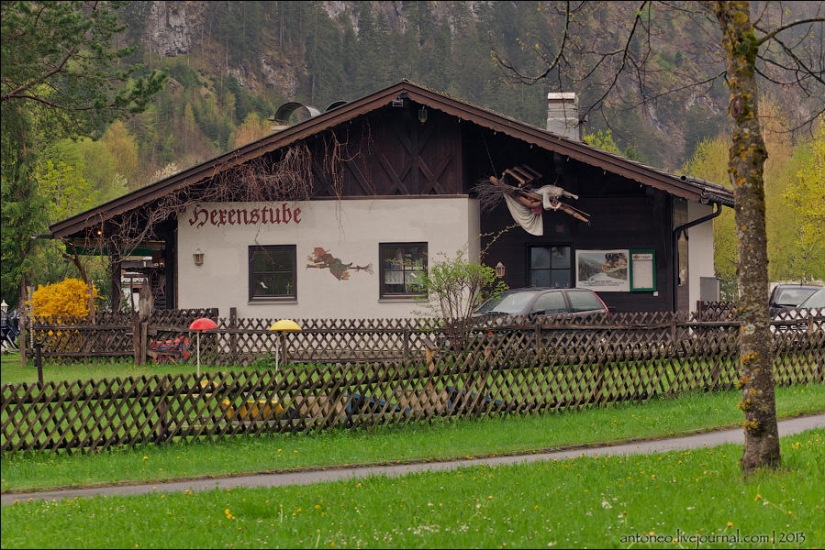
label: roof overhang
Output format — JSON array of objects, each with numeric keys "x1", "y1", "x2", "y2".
[{"x1": 50, "y1": 80, "x2": 734, "y2": 240}]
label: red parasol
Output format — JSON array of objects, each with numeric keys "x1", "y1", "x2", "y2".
[{"x1": 189, "y1": 318, "x2": 218, "y2": 377}]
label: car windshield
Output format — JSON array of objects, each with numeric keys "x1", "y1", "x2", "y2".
[
  {"x1": 475, "y1": 291, "x2": 536, "y2": 315},
  {"x1": 798, "y1": 287, "x2": 825, "y2": 308},
  {"x1": 774, "y1": 286, "x2": 820, "y2": 306}
]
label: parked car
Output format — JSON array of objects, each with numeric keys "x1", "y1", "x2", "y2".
[
  {"x1": 773, "y1": 286, "x2": 825, "y2": 338},
  {"x1": 798, "y1": 286, "x2": 825, "y2": 309},
  {"x1": 768, "y1": 283, "x2": 822, "y2": 315},
  {"x1": 473, "y1": 287, "x2": 611, "y2": 319},
  {"x1": 456, "y1": 287, "x2": 611, "y2": 352}
]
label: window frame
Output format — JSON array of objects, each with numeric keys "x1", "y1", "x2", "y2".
[
  {"x1": 379, "y1": 242, "x2": 428, "y2": 299},
  {"x1": 527, "y1": 244, "x2": 573, "y2": 288},
  {"x1": 248, "y1": 245, "x2": 297, "y2": 302}
]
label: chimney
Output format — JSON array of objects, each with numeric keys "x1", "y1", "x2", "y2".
[{"x1": 546, "y1": 92, "x2": 580, "y2": 141}]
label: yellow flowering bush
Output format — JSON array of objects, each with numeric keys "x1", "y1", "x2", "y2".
[
  {"x1": 30, "y1": 278, "x2": 100, "y2": 321},
  {"x1": 28, "y1": 278, "x2": 101, "y2": 352}
]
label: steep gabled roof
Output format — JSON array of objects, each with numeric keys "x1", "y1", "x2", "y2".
[{"x1": 50, "y1": 79, "x2": 734, "y2": 239}]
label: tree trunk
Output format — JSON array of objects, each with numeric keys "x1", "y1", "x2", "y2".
[{"x1": 708, "y1": 0, "x2": 781, "y2": 473}]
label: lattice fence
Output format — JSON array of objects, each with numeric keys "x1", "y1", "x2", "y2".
[
  {"x1": 26, "y1": 310, "x2": 723, "y2": 367},
  {"x1": 26, "y1": 309, "x2": 218, "y2": 364},
  {"x1": 3, "y1": 309, "x2": 823, "y2": 454}
]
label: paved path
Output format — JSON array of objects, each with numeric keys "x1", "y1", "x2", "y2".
[{"x1": 3, "y1": 414, "x2": 823, "y2": 505}]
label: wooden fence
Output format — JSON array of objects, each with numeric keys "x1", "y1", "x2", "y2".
[{"x1": 2, "y1": 309, "x2": 823, "y2": 454}]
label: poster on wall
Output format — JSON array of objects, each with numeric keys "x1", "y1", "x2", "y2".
[
  {"x1": 576, "y1": 250, "x2": 630, "y2": 292},
  {"x1": 630, "y1": 250, "x2": 656, "y2": 291}
]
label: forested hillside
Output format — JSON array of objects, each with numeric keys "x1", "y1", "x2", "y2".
[
  {"x1": 2, "y1": 1, "x2": 823, "y2": 305},
  {"x1": 116, "y1": 1, "x2": 823, "y2": 178}
]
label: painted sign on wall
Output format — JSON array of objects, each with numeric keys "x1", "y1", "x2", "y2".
[
  {"x1": 188, "y1": 204, "x2": 302, "y2": 228},
  {"x1": 306, "y1": 247, "x2": 373, "y2": 280}
]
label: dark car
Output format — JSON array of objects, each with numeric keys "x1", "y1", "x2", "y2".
[
  {"x1": 473, "y1": 287, "x2": 610, "y2": 319},
  {"x1": 461, "y1": 287, "x2": 611, "y2": 353},
  {"x1": 781, "y1": 286, "x2": 825, "y2": 336},
  {"x1": 798, "y1": 286, "x2": 825, "y2": 309},
  {"x1": 769, "y1": 283, "x2": 822, "y2": 315}
]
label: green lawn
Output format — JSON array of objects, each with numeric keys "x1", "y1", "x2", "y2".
[
  {"x1": 2, "y1": 354, "x2": 823, "y2": 548},
  {"x1": 2, "y1": 428, "x2": 822, "y2": 548},
  {"x1": 2, "y1": 381, "x2": 823, "y2": 492}
]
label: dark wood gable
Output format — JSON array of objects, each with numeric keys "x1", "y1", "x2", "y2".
[{"x1": 308, "y1": 106, "x2": 463, "y2": 198}]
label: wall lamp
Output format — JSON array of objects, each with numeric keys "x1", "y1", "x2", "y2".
[
  {"x1": 495, "y1": 262, "x2": 506, "y2": 278},
  {"x1": 193, "y1": 249, "x2": 204, "y2": 266},
  {"x1": 418, "y1": 106, "x2": 428, "y2": 124}
]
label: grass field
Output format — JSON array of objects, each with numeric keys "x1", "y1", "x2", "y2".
[
  {"x1": 2, "y1": 428, "x2": 822, "y2": 548},
  {"x1": 2, "y1": 355, "x2": 823, "y2": 548}
]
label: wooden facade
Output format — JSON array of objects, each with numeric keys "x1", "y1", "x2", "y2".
[{"x1": 49, "y1": 80, "x2": 734, "y2": 316}]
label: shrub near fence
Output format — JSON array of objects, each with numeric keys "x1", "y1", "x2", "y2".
[{"x1": 2, "y1": 309, "x2": 823, "y2": 454}]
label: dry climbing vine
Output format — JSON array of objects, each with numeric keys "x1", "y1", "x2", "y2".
[{"x1": 66, "y1": 142, "x2": 322, "y2": 259}]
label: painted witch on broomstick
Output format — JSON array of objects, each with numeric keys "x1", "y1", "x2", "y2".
[{"x1": 306, "y1": 247, "x2": 373, "y2": 280}]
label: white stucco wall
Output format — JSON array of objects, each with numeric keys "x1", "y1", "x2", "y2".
[
  {"x1": 687, "y1": 201, "x2": 718, "y2": 312},
  {"x1": 177, "y1": 197, "x2": 479, "y2": 319}
]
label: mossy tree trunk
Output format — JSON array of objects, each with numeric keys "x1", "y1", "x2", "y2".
[{"x1": 704, "y1": 0, "x2": 781, "y2": 473}]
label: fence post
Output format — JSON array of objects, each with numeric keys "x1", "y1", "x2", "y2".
[
  {"x1": 402, "y1": 328, "x2": 409, "y2": 362},
  {"x1": 35, "y1": 342, "x2": 43, "y2": 386},
  {"x1": 134, "y1": 285, "x2": 152, "y2": 365},
  {"x1": 670, "y1": 314, "x2": 677, "y2": 343},
  {"x1": 280, "y1": 331, "x2": 287, "y2": 366},
  {"x1": 156, "y1": 377, "x2": 169, "y2": 444},
  {"x1": 133, "y1": 313, "x2": 141, "y2": 365},
  {"x1": 19, "y1": 297, "x2": 27, "y2": 368},
  {"x1": 229, "y1": 307, "x2": 237, "y2": 364}
]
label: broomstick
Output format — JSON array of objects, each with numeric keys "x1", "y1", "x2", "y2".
[{"x1": 477, "y1": 175, "x2": 590, "y2": 223}]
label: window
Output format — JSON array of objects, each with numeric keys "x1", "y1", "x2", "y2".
[
  {"x1": 249, "y1": 245, "x2": 296, "y2": 301},
  {"x1": 528, "y1": 245, "x2": 572, "y2": 287},
  {"x1": 380, "y1": 243, "x2": 427, "y2": 298},
  {"x1": 532, "y1": 291, "x2": 567, "y2": 314},
  {"x1": 567, "y1": 289, "x2": 606, "y2": 312}
]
